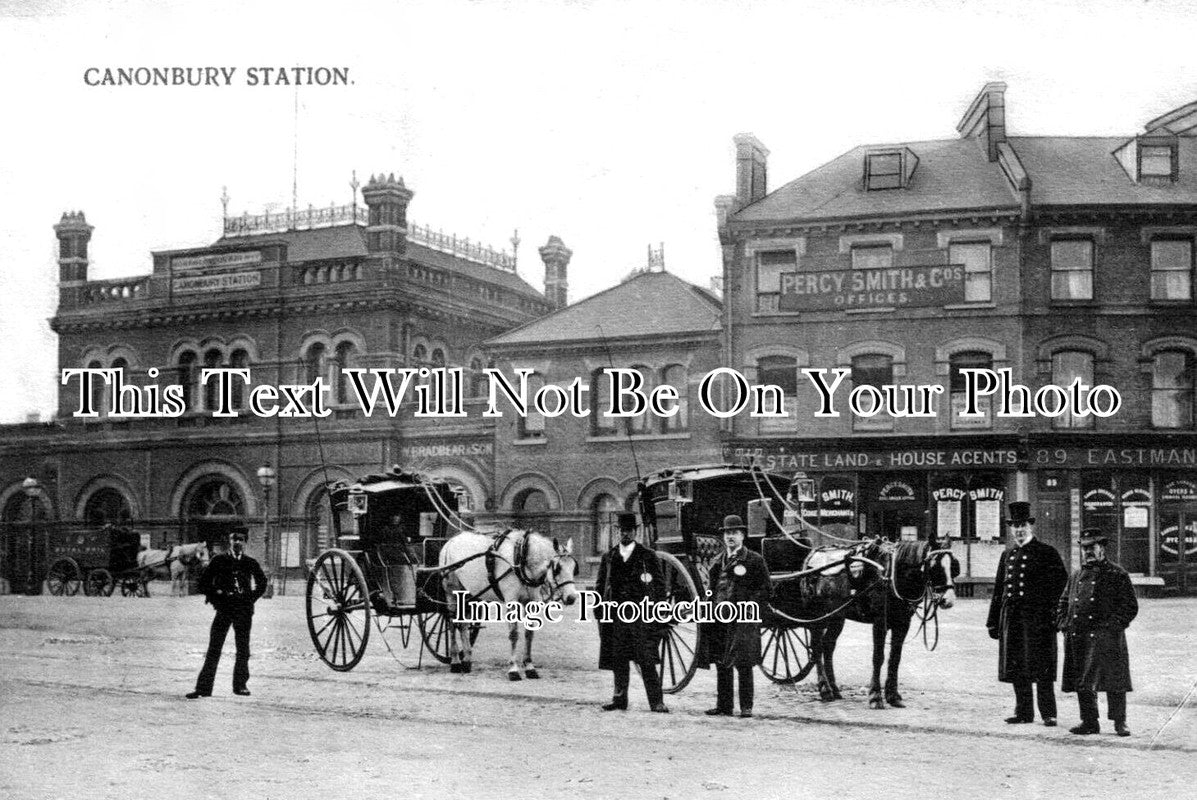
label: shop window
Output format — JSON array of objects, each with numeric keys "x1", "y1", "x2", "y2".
[
  {"x1": 518, "y1": 373, "x2": 546, "y2": 439},
  {"x1": 1151, "y1": 239, "x2": 1193, "y2": 301},
  {"x1": 756, "y1": 250, "x2": 795, "y2": 313},
  {"x1": 757, "y1": 355, "x2": 798, "y2": 434},
  {"x1": 1152, "y1": 350, "x2": 1195, "y2": 429},
  {"x1": 1050, "y1": 239, "x2": 1094, "y2": 301},
  {"x1": 851, "y1": 353, "x2": 893, "y2": 431},
  {"x1": 661, "y1": 364, "x2": 689, "y2": 432},
  {"x1": 1051, "y1": 350, "x2": 1094, "y2": 429},
  {"x1": 949, "y1": 242, "x2": 992, "y2": 303},
  {"x1": 949, "y1": 351, "x2": 993, "y2": 429},
  {"x1": 851, "y1": 244, "x2": 893, "y2": 271}
]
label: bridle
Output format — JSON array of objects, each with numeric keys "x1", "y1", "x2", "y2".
[
  {"x1": 543, "y1": 552, "x2": 579, "y2": 603},
  {"x1": 909, "y1": 548, "x2": 956, "y2": 651}
]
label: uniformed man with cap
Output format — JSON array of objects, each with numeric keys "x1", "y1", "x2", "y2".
[
  {"x1": 1057, "y1": 528, "x2": 1138, "y2": 736},
  {"x1": 187, "y1": 526, "x2": 268, "y2": 699},
  {"x1": 595, "y1": 511, "x2": 669, "y2": 713},
  {"x1": 986, "y1": 501, "x2": 1068, "y2": 726},
  {"x1": 697, "y1": 514, "x2": 771, "y2": 718}
]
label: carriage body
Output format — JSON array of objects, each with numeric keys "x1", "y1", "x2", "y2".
[
  {"x1": 307, "y1": 468, "x2": 472, "y2": 671},
  {"x1": 45, "y1": 525, "x2": 142, "y2": 596}
]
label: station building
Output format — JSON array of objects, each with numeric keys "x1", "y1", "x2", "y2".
[{"x1": 716, "y1": 83, "x2": 1197, "y2": 594}]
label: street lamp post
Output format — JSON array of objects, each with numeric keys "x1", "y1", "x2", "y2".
[
  {"x1": 21, "y1": 477, "x2": 42, "y2": 595},
  {"x1": 257, "y1": 464, "x2": 277, "y2": 597}
]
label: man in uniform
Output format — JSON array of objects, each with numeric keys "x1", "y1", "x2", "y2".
[
  {"x1": 1057, "y1": 529, "x2": 1138, "y2": 736},
  {"x1": 595, "y1": 512, "x2": 669, "y2": 713},
  {"x1": 698, "y1": 515, "x2": 771, "y2": 718},
  {"x1": 187, "y1": 526, "x2": 268, "y2": 698},
  {"x1": 986, "y1": 501, "x2": 1067, "y2": 726}
]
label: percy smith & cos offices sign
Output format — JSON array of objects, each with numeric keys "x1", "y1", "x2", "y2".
[{"x1": 778, "y1": 263, "x2": 965, "y2": 311}]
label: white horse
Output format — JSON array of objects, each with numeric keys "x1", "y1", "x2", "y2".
[
  {"x1": 136, "y1": 543, "x2": 210, "y2": 596},
  {"x1": 439, "y1": 529, "x2": 579, "y2": 679}
]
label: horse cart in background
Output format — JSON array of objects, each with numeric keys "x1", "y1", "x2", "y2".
[
  {"x1": 45, "y1": 524, "x2": 143, "y2": 597},
  {"x1": 305, "y1": 469, "x2": 481, "y2": 672},
  {"x1": 637, "y1": 464, "x2": 958, "y2": 702}
]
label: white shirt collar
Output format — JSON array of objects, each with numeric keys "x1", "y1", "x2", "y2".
[{"x1": 618, "y1": 541, "x2": 636, "y2": 561}]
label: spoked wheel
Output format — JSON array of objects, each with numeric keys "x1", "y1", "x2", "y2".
[
  {"x1": 418, "y1": 612, "x2": 481, "y2": 665},
  {"x1": 47, "y1": 558, "x2": 81, "y2": 596},
  {"x1": 655, "y1": 551, "x2": 701, "y2": 694},
  {"x1": 306, "y1": 549, "x2": 371, "y2": 672},
  {"x1": 85, "y1": 568, "x2": 113, "y2": 597},
  {"x1": 759, "y1": 623, "x2": 815, "y2": 684},
  {"x1": 121, "y1": 577, "x2": 150, "y2": 597}
]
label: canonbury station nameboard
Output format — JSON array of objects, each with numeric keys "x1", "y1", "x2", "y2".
[{"x1": 778, "y1": 264, "x2": 965, "y2": 311}]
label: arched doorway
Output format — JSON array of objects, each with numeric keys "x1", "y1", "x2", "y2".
[
  {"x1": 83, "y1": 488, "x2": 133, "y2": 527},
  {"x1": 2, "y1": 490, "x2": 47, "y2": 594},
  {"x1": 183, "y1": 477, "x2": 248, "y2": 553}
]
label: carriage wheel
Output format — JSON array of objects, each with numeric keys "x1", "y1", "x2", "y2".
[
  {"x1": 306, "y1": 549, "x2": 371, "y2": 672},
  {"x1": 418, "y1": 612, "x2": 481, "y2": 665},
  {"x1": 120, "y1": 577, "x2": 139, "y2": 597},
  {"x1": 655, "y1": 551, "x2": 701, "y2": 694},
  {"x1": 85, "y1": 568, "x2": 113, "y2": 597},
  {"x1": 47, "y1": 558, "x2": 81, "y2": 597},
  {"x1": 759, "y1": 624, "x2": 815, "y2": 684}
]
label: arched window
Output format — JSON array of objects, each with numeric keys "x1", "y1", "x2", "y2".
[
  {"x1": 469, "y1": 357, "x2": 487, "y2": 398},
  {"x1": 949, "y1": 351, "x2": 994, "y2": 429},
  {"x1": 229, "y1": 349, "x2": 250, "y2": 409},
  {"x1": 202, "y1": 348, "x2": 223, "y2": 411},
  {"x1": 334, "y1": 341, "x2": 357, "y2": 404},
  {"x1": 1051, "y1": 350, "x2": 1094, "y2": 429},
  {"x1": 628, "y1": 364, "x2": 654, "y2": 434},
  {"x1": 87, "y1": 359, "x2": 104, "y2": 416},
  {"x1": 661, "y1": 364, "x2": 688, "y2": 432},
  {"x1": 591, "y1": 368, "x2": 616, "y2": 436},
  {"x1": 430, "y1": 348, "x2": 446, "y2": 368},
  {"x1": 186, "y1": 479, "x2": 246, "y2": 518},
  {"x1": 851, "y1": 353, "x2": 893, "y2": 430},
  {"x1": 304, "y1": 342, "x2": 327, "y2": 386},
  {"x1": 518, "y1": 373, "x2": 546, "y2": 439},
  {"x1": 412, "y1": 343, "x2": 427, "y2": 365},
  {"x1": 83, "y1": 488, "x2": 133, "y2": 526},
  {"x1": 176, "y1": 351, "x2": 197, "y2": 411},
  {"x1": 1152, "y1": 350, "x2": 1194, "y2": 429}
]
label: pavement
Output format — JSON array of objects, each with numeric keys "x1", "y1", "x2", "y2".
[{"x1": 0, "y1": 586, "x2": 1193, "y2": 800}]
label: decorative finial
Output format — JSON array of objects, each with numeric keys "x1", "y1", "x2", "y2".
[
  {"x1": 221, "y1": 186, "x2": 230, "y2": 217},
  {"x1": 510, "y1": 228, "x2": 521, "y2": 266}
]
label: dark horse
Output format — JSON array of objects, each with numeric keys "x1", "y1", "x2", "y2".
[{"x1": 803, "y1": 540, "x2": 959, "y2": 709}]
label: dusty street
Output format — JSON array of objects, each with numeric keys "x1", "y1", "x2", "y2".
[{"x1": 0, "y1": 589, "x2": 1192, "y2": 800}]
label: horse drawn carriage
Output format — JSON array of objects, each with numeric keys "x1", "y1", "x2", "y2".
[
  {"x1": 637, "y1": 464, "x2": 959, "y2": 706},
  {"x1": 44, "y1": 525, "x2": 210, "y2": 598},
  {"x1": 305, "y1": 468, "x2": 579, "y2": 674}
]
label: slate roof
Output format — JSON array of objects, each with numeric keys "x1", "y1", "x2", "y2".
[
  {"x1": 204, "y1": 224, "x2": 542, "y2": 298},
  {"x1": 1009, "y1": 136, "x2": 1197, "y2": 206},
  {"x1": 732, "y1": 138, "x2": 1020, "y2": 224},
  {"x1": 486, "y1": 270, "x2": 722, "y2": 348}
]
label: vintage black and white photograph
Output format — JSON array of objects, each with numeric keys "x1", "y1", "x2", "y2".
[{"x1": 1, "y1": 1, "x2": 1194, "y2": 798}]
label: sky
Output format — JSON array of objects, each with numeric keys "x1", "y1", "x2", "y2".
[{"x1": 1, "y1": 0, "x2": 1196, "y2": 423}]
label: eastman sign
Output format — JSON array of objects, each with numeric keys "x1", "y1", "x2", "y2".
[{"x1": 778, "y1": 264, "x2": 965, "y2": 311}]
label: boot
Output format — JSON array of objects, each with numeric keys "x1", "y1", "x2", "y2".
[{"x1": 1069, "y1": 721, "x2": 1100, "y2": 735}]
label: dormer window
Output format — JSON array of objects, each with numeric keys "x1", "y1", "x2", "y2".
[
  {"x1": 864, "y1": 147, "x2": 918, "y2": 191},
  {"x1": 1115, "y1": 131, "x2": 1178, "y2": 183},
  {"x1": 1140, "y1": 144, "x2": 1176, "y2": 180}
]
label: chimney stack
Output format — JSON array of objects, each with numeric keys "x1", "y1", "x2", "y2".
[
  {"x1": 734, "y1": 133, "x2": 769, "y2": 207},
  {"x1": 361, "y1": 173, "x2": 414, "y2": 254},
  {"x1": 54, "y1": 211, "x2": 93, "y2": 283},
  {"x1": 957, "y1": 82, "x2": 1007, "y2": 162},
  {"x1": 538, "y1": 235, "x2": 572, "y2": 310}
]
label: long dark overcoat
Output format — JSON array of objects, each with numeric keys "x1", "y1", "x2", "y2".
[
  {"x1": 1057, "y1": 559, "x2": 1138, "y2": 693},
  {"x1": 986, "y1": 537, "x2": 1067, "y2": 683},
  {"x1": 596, "y1": 543, "x2": 664, "y2": 670},
  {"x1": 697, "y1": 548, "x2": 771, "y2": 669}
]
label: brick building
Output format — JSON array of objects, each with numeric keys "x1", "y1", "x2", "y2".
[{"x1": 716, "y1": 84, "x2": 1197, "y2": 594}]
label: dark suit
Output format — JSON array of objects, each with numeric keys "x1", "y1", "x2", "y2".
[
  {"x1": 595, "y1": 542, "x2": 665, "y2": 707},
  {"x1": 1057, "y1": 558, "x2": 1138, "y2": 725},
  {"x1": 194, "y1": 552, "x2": 267, "y2": 695},
  {"x1": 697, "y1": 547, "x2": 771, "y2": 713},
  {"x1": 986, "y1": 536, "x2": 1067, "y2": 721}
]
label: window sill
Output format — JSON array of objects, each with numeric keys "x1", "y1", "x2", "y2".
[
  {"x1": 845, "y1": 307, "x2": 896, "y2": 314},
  {"x1": 943, "y1": 302, "x2": 997, "y2": 311},
  {"x1": 1149, "y1": 299, "x2": 1194, "y2": 306},
  {"x1": 1049, "y1": 301, "x2": 1098, "y2": 308},
  {"x1": 512, "y1": 437, "x2": 548, "y2": 446},
  {"x1": 585, "y1": 432, "x2": 692, "y2": 443}
]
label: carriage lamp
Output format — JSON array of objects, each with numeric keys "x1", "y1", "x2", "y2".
[{"x1": 21, "y1": 476, "x2": 40, "y2": 497}]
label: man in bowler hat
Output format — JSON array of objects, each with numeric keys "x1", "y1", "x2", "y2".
[
  {"x1": 986, "y1": 501, "x2": 1067, "y2": 726},
  {"x1": 187, "y1": 526, "x2": 267, "y2": 698},
  {"x1": 697, "y1": 514, "x2": 771, "y2": 718},
  {"x1": 1057, "y1": 529, "x2": 1138, "y2": 736},
  {"x1": 595, "y1": 511, "x2": 669, "y2": 713}
]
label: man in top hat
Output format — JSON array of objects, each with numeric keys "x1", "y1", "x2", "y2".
[
  {"x1": 986, "y1": 501, "x2": 1068, "y2": 726},
  {"x1": 697, "y1": 514, "x2": 771, "y2": 718},
  {"x1": 595, "y1": 511, "x2": 669, "y2": 713},
  {"x1": 1057, "y1": 529, "x2": 1138, "y2": 736},
  {"x1": 187, "y1": 526, "x2": 267, "y2": 699}
]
